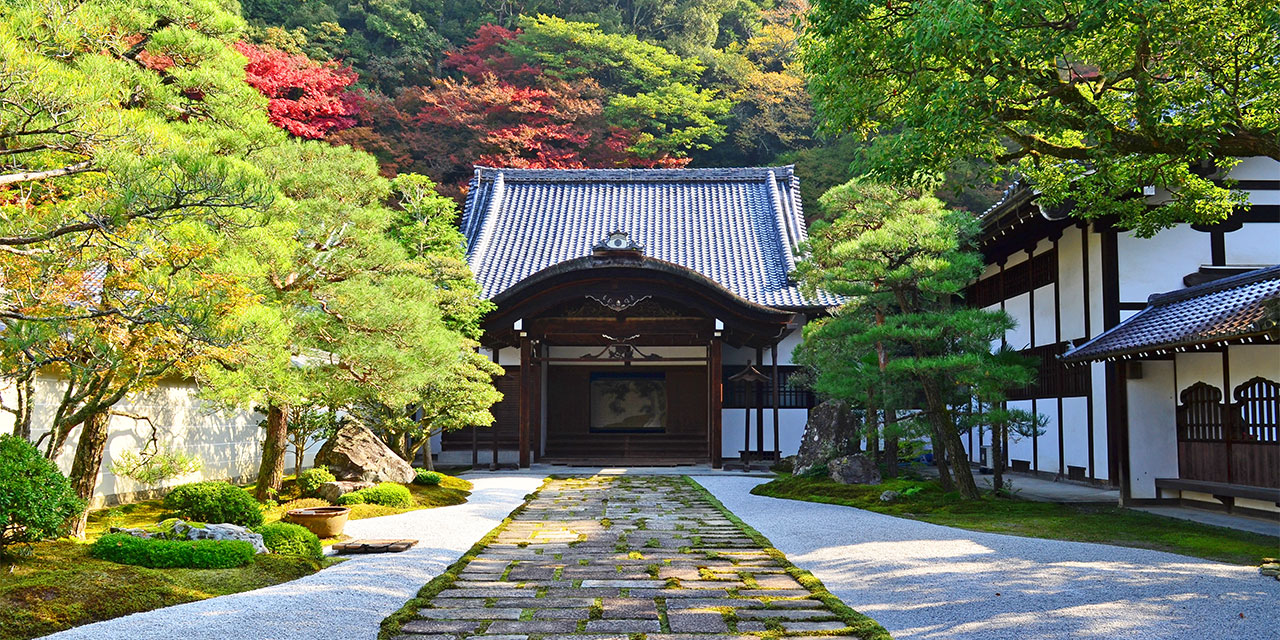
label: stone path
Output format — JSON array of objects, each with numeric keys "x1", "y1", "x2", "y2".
[{"x1": 391, "y1": 475, "x2": 873, "y2": 639}]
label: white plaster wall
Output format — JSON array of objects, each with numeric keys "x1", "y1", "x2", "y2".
[
  {"x1": 1089, "y1": 362, "x2": 1109, "y2": 481},
  {"x1": 1227, "y1": 156, "x2": 1280, "y2": 180},
  {"x1": 1087, "y1": 230, "x2": 1105, "y2": 336},
  {"x1": 1036, "y1": 400, "x2": 1061, "y2": 473},
  {"x1": 1126, "y1": 360, "x2": 1180, "y2": 499},
  {"x1": 720, "y1": 408, "x2": 808, "y2": 458},
  {"x1": 1031, "y1": 284, "x2": 1057, "y2": 346},
  {"x1": 1228, "y1": 345, "x2": 1280, "y2": 389},
  {"x1": 1005, "y1": 399, "x2": 1035, "y2": 464},
  {"x1": 1060, "y1": 396, "x2": 1090, "y2": 472},
  {"x1": 1224, "y1": 224, "x2": 1280, "y2": 265},
  {"x1": 1175, "y1": 352, "x2": 1224, "y2": 393},
  {"x1": 1004, "y1": 292, "x2": 1032, "y2": 349},
  {"x1": 1117, "y1": 225, "x2": 1210, "y2": 302},
  {"x1": 1056, "y1": 227, "x2": 1088, "y2": 340},
  {"x1": 4, "y1": 375, "x2": 268, "y2": 507}
]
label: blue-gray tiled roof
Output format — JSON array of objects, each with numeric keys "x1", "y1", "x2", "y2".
[
  {"x1": 461, "y1": 166, "x2": 838, "y2": 309},
  {"x1": 1062, "y1": 265, "x2": 1280, "y2": 362}
]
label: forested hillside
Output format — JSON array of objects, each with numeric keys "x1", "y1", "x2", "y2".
[{"x1": 235, "y1": 0, "x2": 988, "y2": 207}]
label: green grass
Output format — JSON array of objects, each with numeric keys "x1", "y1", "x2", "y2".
[
  {"x1": 753, "y1": 474, "x2": 1279, "y2": 565},
  {"x1": 0, "y1": 540, "x2": 337, "y2": 640},
  {"x1": 4, "y1": 472, "x2": 473, "y2": 640}
]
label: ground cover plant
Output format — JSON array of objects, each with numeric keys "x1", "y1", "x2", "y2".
[
  {"x1": 89, "y1": 534, "x2": 255, "y2": 569},
  {"x1": 753, "y1": 474, "x2": 1280, "y2": 566},
  {"x1": 336, "y1": 483, "x2": 414, "y2": 508}
]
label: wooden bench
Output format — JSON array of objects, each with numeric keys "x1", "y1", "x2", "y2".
[{"x1": 1154, "y1": 478, "x2": 1280, "y2": 510}]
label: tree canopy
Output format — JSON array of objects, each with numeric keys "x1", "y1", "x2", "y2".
[{"x1": 803, "y1": 0, "x2": 1280, "y2": 235}]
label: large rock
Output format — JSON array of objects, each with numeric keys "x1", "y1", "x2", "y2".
[
  {"x1": 315, "y1": 423, "x2": 416, "y2": 483},
  {"x1": 113, "y1": 518, "x2": 268, "y2": 554},
  {"x1": 828, "y1": 453, "x2": 881, "y2": 485},
  {"x1": 794, "y1": 400, "x2": 861, "y2": 475},
  {"x1": 315, "y1": 480, "x2": 376, "y2": 504}
]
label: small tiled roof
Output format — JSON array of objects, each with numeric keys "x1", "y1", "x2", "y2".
[
  {"x1": 461, "y1": 166, "x2": 839, "y2": 310},
  {"x1": 1063, "y1": 265, "x2": 1280, "y2": 362}
]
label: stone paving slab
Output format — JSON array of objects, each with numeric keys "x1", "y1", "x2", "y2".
[{"x1": 391, "y1": 475, "x2": 865, "y2": 639}]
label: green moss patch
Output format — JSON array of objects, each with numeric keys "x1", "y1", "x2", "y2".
[{"x1": 753, "y1": 474, "x2": 1279, "y2": 566}]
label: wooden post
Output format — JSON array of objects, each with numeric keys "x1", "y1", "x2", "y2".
[
  {"x1": 1081, "y1": 223, "x2": 1096, "y2": 480},
  {"x1": 491, "y1": 347, "x2": 500, "y2": 471},
  {"x1": 518, "y1": 337, "x2": 532, "y2": 468},
  {"x1": 1027, "y1": 248, "x2": 1038, "y2": 472},
  {"x1": 1222, "y1": 347, "x2": 1233, "y2": 486},
  {"x1": 771, "y1": 342, "x2": 780, "y2": 462},
  {"x1": 755, "y1": 347, "x2": 765, "y2": 461},
  {"x1": 710, "y1": 338, "x2": 723, "y2": 468},
  {"x1": 1052, "y1": 234, "x2": 1065, "y2": 479}
]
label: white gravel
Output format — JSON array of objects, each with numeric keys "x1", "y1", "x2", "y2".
[
  {"x1": 40, "y1": 474, "x2": 543, "y2": 640},
  {"x1": 696, "y1": 476, "x2": 1280, "y2": 640}
]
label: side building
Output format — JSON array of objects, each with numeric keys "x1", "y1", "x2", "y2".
[
  {"x1": 966, "y1": 156, "x2": 1279, "y2": 514},
  {"x1": 439, "y1": 166, "x2": 834, "y2": 467}
]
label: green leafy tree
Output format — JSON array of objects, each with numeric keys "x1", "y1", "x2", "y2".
[
  {"x1": 796, "y1": 180, "x2": 1035, "y2": 499},
  {"x1": 802, "y1": 0, "x2": 1280, "y2": 236}
]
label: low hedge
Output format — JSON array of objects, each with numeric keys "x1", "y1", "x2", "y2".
[
  {"x1": 254, "y1": 522, "x2": 322, "y2": 560},
  {"x1": 90, "y1": 533, "x2": 255, "y2": 569},
  {"x1": 336, "y1": 482, "x2": 413, "y2": 508},
  {"x1": 163, "y1": 481, "x2": 264, "y2": 527}
]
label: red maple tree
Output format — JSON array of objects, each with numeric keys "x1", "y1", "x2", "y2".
[{"x1": 234, "y1": 42, "x2": 359, "y2": 139}]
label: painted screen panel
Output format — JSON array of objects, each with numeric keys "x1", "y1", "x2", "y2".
[{"x1": 589, "y1": 372, "x2": 667, "y2": 433}]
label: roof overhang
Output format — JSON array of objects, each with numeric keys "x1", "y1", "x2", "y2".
[{"x1": 482, "y1": 252, "x2": 800, "y2": 349}]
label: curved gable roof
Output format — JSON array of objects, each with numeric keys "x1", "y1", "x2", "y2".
[{"x1": 461, "y1": 166, "x2": 838, "y2": 310}]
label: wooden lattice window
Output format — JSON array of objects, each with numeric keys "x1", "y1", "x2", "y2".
[
  {"x1": 1178, "y1": 382, "x2": 1225, "y2": 442},
  {"x1": 1234, "y1": 377, "x2": 1280, "y2": 444}
]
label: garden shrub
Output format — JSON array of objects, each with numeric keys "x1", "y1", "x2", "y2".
[
  {"x1": 254, "y1": 522, "x2": 322, "y2": 560},
  {"x1": 414, "y1": 470, "x2": 444, "y2": 486},
  {"x1": 280, "y1": 498, "x2": 330, "y2": 511},
  {"x1": 336, "y1": 482, "x2": 413, "y2": 508},
  {"x1": 0, "y1": 435, "x2": 84, "y2": 555},
  {"x1": 163, "y1": 481, "x2": 264, "y2": 527},
  {"x1": 297, "y1": 466, "x2": 336, "y2": 497},
  {"x1": 90, "y1": 533, "x2": 255, "y2": 568}
]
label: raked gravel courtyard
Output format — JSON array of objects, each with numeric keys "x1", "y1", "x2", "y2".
[{"x1": 697, "y1": 475, "x2": 1280, "y2": 640}]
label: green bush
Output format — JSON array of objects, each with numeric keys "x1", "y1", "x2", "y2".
[
  {"x1": 163, "y1": 481, "x2": 264, "y2": 527},
  {"x1": 336, "y1": 482, "x2": 413, "y2": 508},
  {"x1": 0, "y1": 435, "x2": 84, "y2": 555},
  {"x1": 297, "y1": 466, "x2": 336, "y2": 497},
  {"x1": 254, "y1": 522, "x2": 322, "y2": 560},
  {"x1": 414, "y1": 470, "x2": 444, "y2": 486},
  {"x1": 90, "y1": 533, "x2": 255, "y2": 568}
]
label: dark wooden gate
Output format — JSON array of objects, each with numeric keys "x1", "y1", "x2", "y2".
[{"x1": 1176, "y1": 378, "x2": 1280, "y2": 489}]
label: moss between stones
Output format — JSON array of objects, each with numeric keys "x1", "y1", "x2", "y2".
[
  {"x1": 376, "y1": 477, "x2": 550, "y2": 640},
  {"x1": 683, "y1": 476, "x2": 893, "y2": 640}
]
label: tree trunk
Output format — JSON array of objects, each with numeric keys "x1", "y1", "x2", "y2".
[
  {"x1": 941, "y1": 416, "x2": 980, "y2": 498},
  {"x1": 992, "y1": 420, "x2": 1005, "y2": 493},
  {"x1": 15, "y1": 374, "x2": 34, "y2": 441},
  {"x1": 255, "y1": 404, "x2": 288, "y2": 502},
  {"x1": 929, "y1": 423, "x2": 955, "y2": 491},
  {"x1": 294, "y1": 439, "x2": 305, "y2": 478},
  {"x1": 866, "y1": 409, "x2": 879, "y2": 465},
  {"x1": 67, "y1": 411, "x2": 110, "y2": 538},
  {"x1": 883, "y1": 406, "x2": 899, "y2": 479}
]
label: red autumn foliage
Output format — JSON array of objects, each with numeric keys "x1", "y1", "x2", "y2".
[{"x1": 234, "y1": 42, "x2": 359, "y2": 139}]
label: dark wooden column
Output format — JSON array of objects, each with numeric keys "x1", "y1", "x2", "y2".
[
  {"x1": 518, "y1": 336, "x2": 533, "y2": 468},
  {"x1": 1081, "y1": 223, "x2": 1096, "y2": 480},
  {"x1": 1052, "y1": 233, "x2": 1065, "y2": 478},
  {"x1": 755, "y1": 346, "x2": 765, "y2": 459},
  {"x1": 1222, "y1": 347, "x2": 1233, "y2": 485},
  {"x1": 491, "y1": 348, "x2": 501, "y2": 471},
  {"x1": 1027, "y1": 248, "x2": 1038, "y2": 472},
  {"x1": 533, "y1": 341, "x2": 544, "y2": 463},
  {"x1": 771, "y1": 342, "x2": 781, "y2": 462},
  {"x1": 709, "y1": 338, "x2": 723, "y2": 468}
]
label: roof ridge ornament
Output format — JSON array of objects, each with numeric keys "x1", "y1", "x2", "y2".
[{"x1": 593, "y1": 230, "x2": 644, "y2": 255}]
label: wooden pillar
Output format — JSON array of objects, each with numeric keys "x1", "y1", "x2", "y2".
[
  {"x1": 771, "y1": 342, "x2": 781, "y2": 462},
  {"x1": 518, "y1": 336, "x2": 532, "y2": 469},
  {"x1": 491, "y1": 347, "x2": 501, "y2": 471},
  {"x1": 1101, "y1": 224, "x2": 1123, "y2": 488},
  {"x1": 1081, "y1": 223, "x2": 1096, "y2": 480},
  {"x1": 1222, "y1": 347, "x2": 1233, "y2": 486},
  {"x1": 1052, "y1": 233, "x2": 1065, "y2": 478},
  {"x1": 709, "y1": 338, "x2": 723, "y2": 468},
  {"x1": 534, "y1": 341, "x2": 544, "y2": 463},
  {"x1": 1027, "y1": 248, "x2": 1038, "y2": 472},
  {"x1": 755, "y1": 346, "x2": 765, "y2": 460},
  {"x1": 999, "y1": 258, "x2": 1009, "y2": 468}
]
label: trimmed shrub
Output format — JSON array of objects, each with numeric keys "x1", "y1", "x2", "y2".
[
  {"x1": 336, "y1": 482, "x2": 413, "y2": 508},
  {"x1": 0, "y1": 435, "x2": 84, "y2": 555},
  {"x1": 163, "y1": 481, "x2": 265, "y2": 527},
  {"x1": 280, "y1": 498, "x2": 329, "y2": 511},
  {"x1": 414, "y1": 470, "x2": 444, "y2": 486},
  {"x1": 297, "y1": 466, "x2": 336, "y2": 497},
  {"x1": 254, "y1": 522, "x2": 322, "y2": 560},
  {"x1": 90, "y1": 533, "x2": 255, "y2": 568}
]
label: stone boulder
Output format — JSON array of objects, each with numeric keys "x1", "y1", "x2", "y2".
[
  {"x1": 879, "y1": 490, "x2": 901, "y2": 502},
  {"x1": 794, "y1": 400, "x2": 861, "y2": 475},
  {"x1": 828, "y1": 453, "x2": 881, "y2": 485},
  {"x1": 315, "y1": 423, "x2": 415, "y2": 483},
  {"x1": 112, "y1": 518, "x2": 268, "y2": 554},
  {"x1": 315, "y1": 480, "x2": 376, "y2": 504}
]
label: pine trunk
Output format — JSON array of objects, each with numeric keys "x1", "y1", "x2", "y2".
[
  {"x1": 992, "y1": 421, "x2": 1005, "y2": 493},
  {"x1": 255, "y1": 404, "x2": 288, "y2": 502},
  {"x1": 930, "y1": 423, "x2": 955, "y2": 491},
  {"x1": 883, "y1": 407, "x2": 899, "y2": 478},
  {"x1": 942, "y1": 417, "x2": 980, "y2": 498},
  {"x1": 67, "y1": 411, "x2": 110, "y2": 538}
]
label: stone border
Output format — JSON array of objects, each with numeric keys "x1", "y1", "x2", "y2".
[
  {"x1": 378, "y1": 480, "x2": 550, "y2": 639},
  {"x1": 683, "y1": 476, "x2": 892, "y2": 640}
]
